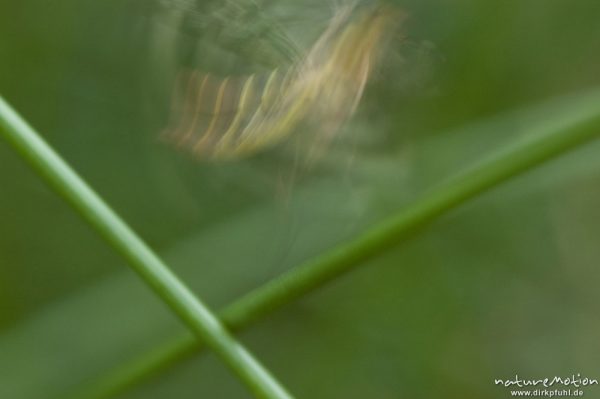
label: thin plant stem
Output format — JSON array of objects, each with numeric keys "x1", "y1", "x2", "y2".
[
  {"x1": 0, "y1": 95, "x2": 295, "y2": 399},
  {"x1": 71, "y1": 89, "x2": 600, "y2": 399}
]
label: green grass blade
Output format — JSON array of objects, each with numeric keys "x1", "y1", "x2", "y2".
[
  {"x1": 71, "y1": 88, "x2": 600, "y2": 399},
  {"x1": 0, "y1": 95, "x2": 294, "y2": 399}
]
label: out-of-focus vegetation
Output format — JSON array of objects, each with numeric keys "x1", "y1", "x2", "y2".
[{"x1": 1, "y1": 0, "x2": 600, "y2": 398}]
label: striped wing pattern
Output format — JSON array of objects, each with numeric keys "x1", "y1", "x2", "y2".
[{"x1": 162, "y1": 3, "x2": 401, "y2": 160}]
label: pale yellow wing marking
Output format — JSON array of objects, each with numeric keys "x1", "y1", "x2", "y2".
[
  {"x1": 234, "y1": 69, "x2": 282, "y2": 146},
  {"x1": 193, "y1": 77, "x2": 230, "y2": 154},
  {"x1": 263, "y1": 68, "x2": 282, "y2": 104},
  {"x1": 213, "y1": 74, "x2": 256, "y2": 156},
  {"x1": 236, "y1": 67, "x2": 311, "y2": 155},
  {"x1": 261, "y1": 70, "x2": 312, "y2": 143},
  {"x1": 310, "y1": 8, "x2": 385, "y2": 123},
  {"x1": 178, "y1": 73, "x2": 210, "y2": 147},
  {"x1": 319, "y1": 15, "x2": 363, "y2": 80}
]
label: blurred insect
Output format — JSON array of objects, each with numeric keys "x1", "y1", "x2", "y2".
[{"x1": 160, "y1": 1, "x2": 403, "y2": 161}]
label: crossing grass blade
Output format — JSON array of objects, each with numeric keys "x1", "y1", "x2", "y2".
[
  {"x1": 0, "y1": 95, "x2": 295, "y2": 399},
  {"x1": 71, "y1": 87, "x2": 600, "y2": 398}
]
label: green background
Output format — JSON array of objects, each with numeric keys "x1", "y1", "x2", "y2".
[{"x1": 1, "y1": 0, "x2": 599, "y2": 398}]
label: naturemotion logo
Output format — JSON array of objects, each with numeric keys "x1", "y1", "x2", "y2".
[
  {"x1": 495, "y1": 374, "x2": 598, "y2": 389},
  {"x1": 495, "y1": 374, "x2": 598, "y2": 397}
]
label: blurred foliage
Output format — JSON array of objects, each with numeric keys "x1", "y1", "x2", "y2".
[{"x1": 1, "y1": 0, "x2": 599, "y2": 398}]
